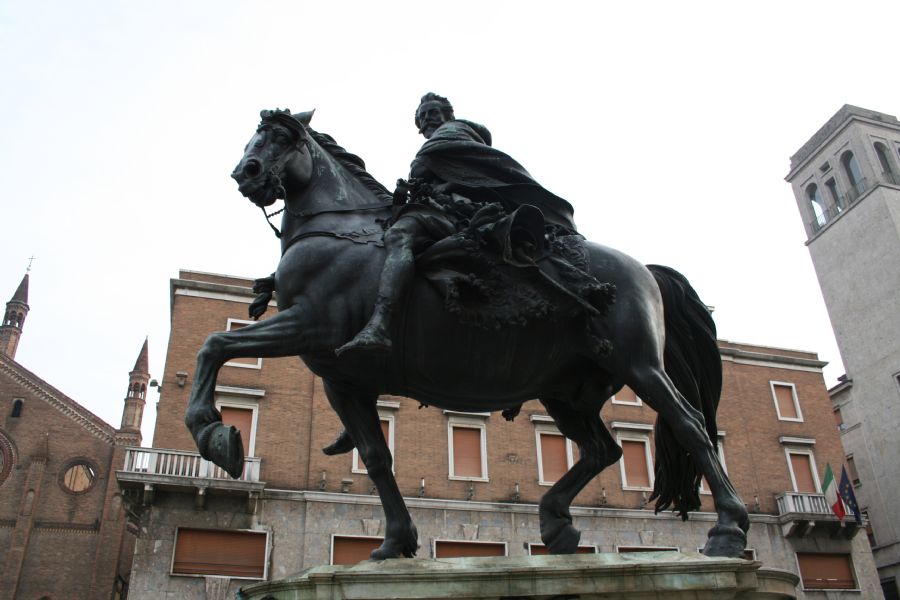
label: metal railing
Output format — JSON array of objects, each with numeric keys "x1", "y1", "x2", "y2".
[
  {"x1": 122, "y1": 447, "x2": 261, "y2": 482},
  {"x1": 775, "y1": 492, "x2": 831, "y2": 516}
]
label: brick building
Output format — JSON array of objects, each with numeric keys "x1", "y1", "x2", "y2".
[
  {"x1": 119, "y1": 270, "x2": 880, "y2": 599},
  {"x1": 0, "y1": 274, "x2": 148, "y2": 599},
  {"x1": 785, "y1": 105, "x2": 900, "y2": 599}
]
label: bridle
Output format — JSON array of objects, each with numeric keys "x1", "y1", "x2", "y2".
[{"x1": 251, "y1": 124, "x2": 310, "y2": 239}]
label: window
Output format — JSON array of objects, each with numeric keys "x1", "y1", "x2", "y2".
[
  {"x1": 617, "y1": 434, "x2": 653, "y2": 491},
  {"x1": 612, "y1": 385, "x2": 641, "y2": 406},
  {"x1": 770, "y1": 382, "x2": 803, "y2": 421},
  {"x1": 785, "y1": 448, "x2": 820, "y2": 493},
  {"x1": 862, "y1": 509, "x2": 876, "y2": 547},
  {"x1": 172, "y1": 528, "x2": 267, "y2": 579},
  {"x1": 874, "y1": 142, "x2": 897, "y2": 183},
  {"x1": 846, "y1": 454, "x2": 860, "y2": 485},
  {"x1": 0, "y1": 432, "x2": 15, "y2": 487},
  {"x1": 215, "y1": 394, "x2": 259, "y2": 457},
  {"x1": 825, "y1": 178, "x2": 842, "y2": 210},
  {"x1": 833, "y1": 406, "x2": 844, "y2": 430},
  {"x1": 11, "y1": 398, "x2": 23, "y2": 418},
  {"x1": 841, "y1": 151, "x2": 865, "y2": 198},
  {"x1": 535, "y1": 427, "x2": 574, "y2": 486},
  {"x1": 806, "y1": 183, "x2": 826, "y2": 228},
  {"x1": 796, "y1": 553, "x2": 856, "y2": 590},
  {"x1": 528, "y1": 543, "x2": 596, "y2": 555},
  {"x1": 352, "y1": 415, "x2": 394, "y2": 474},
  {"x1": 448, "y1": 415, "x2": 488, "y2": 481},
  {"x1": 224, "y1": 319, "x2": 262, "y2": 369},
  {"x1": 59, "y1": 460, "x2": 97, "y2": 494},
  {"x1": 331, "y1": 535, "x2": 383, "y2": 565},
  {"x1": 433, "y1": 540, "x2": 506, "y2": 558},
  {"x1": 616, "y1": 546, "x2": 678, "y2": 553}
]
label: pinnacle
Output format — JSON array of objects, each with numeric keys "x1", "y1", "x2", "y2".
[
  {"x1": 132, "y1": 337, "x2": 149, "y2": 373},
  {"x1": 10, "y1": 274, "x2": 28, "y2": 304}
]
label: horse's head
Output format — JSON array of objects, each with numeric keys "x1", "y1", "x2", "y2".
[{"x1": 232, "y1": 109, "x2": 315, "y2": 207}]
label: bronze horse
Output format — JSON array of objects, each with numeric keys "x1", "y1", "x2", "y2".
[{"x1": 184, "y1": 109, "x2": 749, "y2": 559}]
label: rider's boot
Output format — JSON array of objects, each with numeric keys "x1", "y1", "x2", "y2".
[{"x1": 335, "y1": 297, "x2": 394, "y2": 356}]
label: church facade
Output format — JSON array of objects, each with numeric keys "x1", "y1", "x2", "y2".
[
  {"x1": 0, "y1": 274, "x2": 149, "y2": 599},
  {"x1": 117, "y1": 270, "x2": 880, "y2": 599}
]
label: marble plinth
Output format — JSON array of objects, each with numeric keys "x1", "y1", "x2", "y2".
[{"x1": 238, "y1": 552, "x2": 798, "y2": 600}]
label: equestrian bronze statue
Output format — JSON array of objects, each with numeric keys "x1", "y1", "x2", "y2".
[{"x1": 184, "y1": 96, "x2": 750, "y2": 561}]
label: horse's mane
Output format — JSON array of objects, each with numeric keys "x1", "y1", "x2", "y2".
[{"x1": 308, "y1": 129, "x2": 393, "y2": 203}]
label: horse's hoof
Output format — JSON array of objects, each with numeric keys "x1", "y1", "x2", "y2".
[
  {"x1": 702, "y1": 524, "x2": 747, "y2": 558},
  {"x1": 370, "y1": 525, "x2": 418, "y2": 560},
  {"x1": 540, "y1": 519, "x2": 581, "y2": 554},
  {"x1": 206, "y1": 423, "x2": 245, "y2": 479},
  {"x1": 323, "y1": 429, "x2": 355, "y2": 455}
]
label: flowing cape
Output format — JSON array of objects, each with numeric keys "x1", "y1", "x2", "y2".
[{"x1": 411, "y1": 120, "x2": 577, "y2": 232}]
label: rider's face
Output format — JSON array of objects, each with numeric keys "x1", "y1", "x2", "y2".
[{"x1": 417, "y1": 101, "x2": 449, "y2": 139}]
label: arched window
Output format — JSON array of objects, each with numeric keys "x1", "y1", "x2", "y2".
[
  {"x1": 841, "y1": 151, "x2": 864, "y2": 198},
  {"x1": 11, "y1": 398, "x2": 23, "y2": 418},
  {"x1": 874, "y1": 142, "x2": 897, "y2": 184},
  {"x1": 140, "y1": 384, "x2": 146, "y2": 399},
  {"x1": 806, "y1": 183, "x2": 826, "y2": 229}
]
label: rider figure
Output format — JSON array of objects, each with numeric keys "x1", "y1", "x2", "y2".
[{"x1": 336, "y1": 93, "x2": 578, "y2": 356}]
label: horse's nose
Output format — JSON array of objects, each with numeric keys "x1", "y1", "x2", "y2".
[{"x1": 241, "y1": 159, "x2": 262, "y2": 179}]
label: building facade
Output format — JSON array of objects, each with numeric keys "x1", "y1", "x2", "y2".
[
  {"x1": 0, "y1": 274, "x2": 148, "y2": 599},
  {"x1": 118, "y1": 270, "x2": 880, "y2": 599},
  {"x1": 785, "y1": 105, "x2": 900, "y2": 599}
]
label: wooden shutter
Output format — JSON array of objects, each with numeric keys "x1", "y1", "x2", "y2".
[
  {"x1": 790, "y1": 453, "x2": 817, "y2": 493},
  {"x1": 220, "y1": 406, "x2": 253, "y2": 457},
  {"x1": 773, "y1": 384, "x2": 798, "y2": 419},
  {"x1": 539, "y1": 433, "x2": 568, "y2": 483},
  {"x1": 529, "y1": 544, "x2": 594, "y2": 555},
  {"x1": 173, "y1": 529, "x2": 266, "y2": 578},
  {"x1": 452, "y1": 427, "x2": 482, "y2": 478},
  {"x1": 434, "y1": 541, "x2": 505, "y2": 558},
  {"x1": 797, "y1": 553, "x2": 855, "y2": 589},
  {"x1": 622, "y1": 440, "x2": 650, "y2": 488},
  {"x1": 332, "y1": 536, "x2": 383, "y2": 565}
]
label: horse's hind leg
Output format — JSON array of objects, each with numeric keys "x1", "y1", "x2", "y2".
[
  {"x1": 184, "y1": 305, "x2": 308, "y2": 478},
  {"x1": 630, "y1": 366, "x2": 749, "y2": 557},
  {"x1": 323, "y1": 379, "x2": 418, "y2": 559},
  {"x1": 538, "y1": 398, "x2": 621, "y2": 554}
]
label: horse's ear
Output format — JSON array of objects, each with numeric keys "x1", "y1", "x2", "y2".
[{"x1": 294, "y1": 110, "x2": 315, "y2": 125}]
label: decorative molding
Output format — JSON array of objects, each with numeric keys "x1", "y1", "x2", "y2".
[
  {"x1": 215, "y1": 385, "x2": 266, "y2": 398},
  {"x1": 0, "y1": 357, "x2": 115, "y2": 442},
  {"x1": 610, "y1": 421, "x2": 654, "y2": 432},
  {"x1": 779, "y1": 436, "x2": 816, "y2": 446}
]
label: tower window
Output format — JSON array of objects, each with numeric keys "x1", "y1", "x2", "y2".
[
  {"x1": 874, "y1": 142, "x2": 897, "y2": 184},
  {"x1": 11, "y1": 398, "x2": 23, "y2": 418},
  {"x1": 806, "y1": 183, "x2": 826, "y2": 230},
  {"x1": 841, "y1": 151, "x2": 865, "y2": 198},
  {"x1": 825, "y1": 178, "x2": 842, "y2": 211}
]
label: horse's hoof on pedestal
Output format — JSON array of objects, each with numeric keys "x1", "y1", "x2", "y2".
[
  {"x1": 542, "y1": 521, "x2": 582, "y2": 554},
  {"x1": 206, "y1": 423, "x2": 245, "y2": 479},
  {"x1": 370, "y1": 526, "x2": 418, "y2": 560},
  {"x1": 702, "y1": 524, "x2": 747, "y2": 558}
]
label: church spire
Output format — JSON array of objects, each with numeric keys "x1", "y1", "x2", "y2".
[
  {"x1": 0, "y1": 274, "x2": 30, "y2": 360},
  {"x1": 119, "y1": 338, "x2": 150, "y2": 439}
]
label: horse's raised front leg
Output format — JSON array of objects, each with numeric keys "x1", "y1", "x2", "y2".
[
  {"x1": 323, "y1": 379, "x2": 418, "y2": 559},
  {"x1": 184, "y1": 305, "x2": 308, "y2": 478},
  {"x1": 538, "y1": 399, "x2": 622, "y2": 554},
  {"x1": 631, "y1": 367, "x2": 749, "y2": 557}
]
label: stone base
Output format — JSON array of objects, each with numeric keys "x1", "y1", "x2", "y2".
[{"x1": 238, "y1": 552, "x2": 799, "y2": 600}]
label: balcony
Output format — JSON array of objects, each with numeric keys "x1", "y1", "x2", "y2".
[
  {"x1": 775, "y1": 492, "x2": 859, "y2": 539},
  {"x1": 116, "y1": 447, "x2": 265, "y2": 512}
]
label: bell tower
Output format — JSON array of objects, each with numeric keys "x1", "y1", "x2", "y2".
[
  {"x1": 0, "y1": 274, "x2": 30, "y2": 360},
  {"x1": 120, "y1": 338, "x2": 150, "y2": 440}
]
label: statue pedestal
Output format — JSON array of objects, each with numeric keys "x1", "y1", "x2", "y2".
[{"x1": 238, "y1": 552, "x2": 799, "y2": 599}]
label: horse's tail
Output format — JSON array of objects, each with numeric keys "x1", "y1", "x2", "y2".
[{"x1": 646, "y1": 264, "x2": 722, "y2": 520}]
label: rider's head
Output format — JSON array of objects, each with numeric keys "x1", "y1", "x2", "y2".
[{"x1": 415, "y1": 93, "x2": 454, "y2": 139}]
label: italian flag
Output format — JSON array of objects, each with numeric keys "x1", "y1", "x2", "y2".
[{"x1": 823, "y1": 463, "x2": 846, "y2": 519}]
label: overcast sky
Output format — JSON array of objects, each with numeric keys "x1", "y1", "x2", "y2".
[{"x1": 1, "y1": 1, "x2": 896, "y2": 444}]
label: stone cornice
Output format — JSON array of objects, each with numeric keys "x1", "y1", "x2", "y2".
[{"x1": 0, "y1": 355, "x2": 115, "y2": 443}]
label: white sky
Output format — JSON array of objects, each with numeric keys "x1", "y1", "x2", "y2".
[{"x1": 1, "y1": 1, "x2": 896, "y2": 444}]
